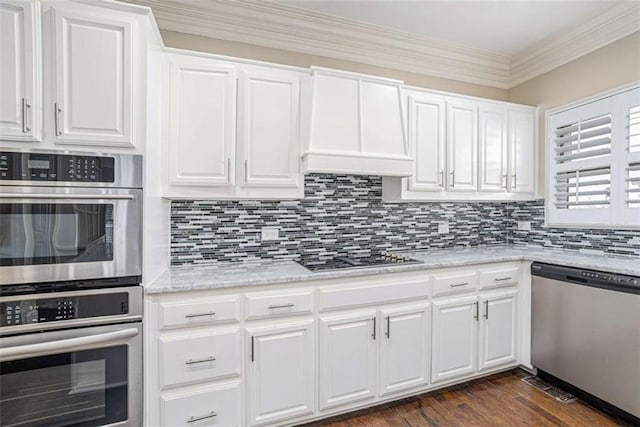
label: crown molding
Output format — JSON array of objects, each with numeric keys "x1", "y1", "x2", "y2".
[
  {"x1": 123, "y1": 0, "x2": 640, "y2": 90},
  {"x1": 509, "y1": 3, "x2": 640, "y2": 88},
  {"x1": 124, "y1": 0, "x2": 511, "y2": 89}
]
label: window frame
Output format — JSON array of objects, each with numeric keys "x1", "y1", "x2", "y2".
[{"x1": 545, "y1": 82, "x2": 640, "y2": 230}]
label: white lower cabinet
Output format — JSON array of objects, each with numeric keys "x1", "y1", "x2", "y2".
[
  {"x1": 246, "y1": 320, "x2": 315, "y2": 426},
  {"x1": 161, "y1": 381, "x2": 242, "y2": 427},
  {"x1": 431, "y1": 296, "x2": 478, "y2": 383},
  {"x1": 379, "y1": 303, "x2": 431, "y2": 396},
  {"x1": 479, "y1": 290, "x2": 518, "y2": 371},
  {"x1": 319, "y1": 311, "x2": 378, "y2": 410}
]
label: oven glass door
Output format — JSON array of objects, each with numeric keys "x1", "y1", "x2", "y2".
[
  {"x1": 0, "y1": 324, "x2": 140, "y2": 427},
  {"x1": 0, "y1": 203, "x2": 113, "y2": 267}
]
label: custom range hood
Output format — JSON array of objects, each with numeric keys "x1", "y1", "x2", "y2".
[{"x1": 302, "y1": 67, "x2": 413, "y2": 176}]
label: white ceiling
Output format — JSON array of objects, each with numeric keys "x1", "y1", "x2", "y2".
[{"x1": 274, "y1": 0, "x2": 626, "y2": 55}]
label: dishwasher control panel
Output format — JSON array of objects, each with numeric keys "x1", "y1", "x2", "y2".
[{"x1": 581, "y1": 271, "x2": 639, "y2": 287}]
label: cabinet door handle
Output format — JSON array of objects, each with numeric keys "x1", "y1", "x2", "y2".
[
  {"x1": 438, "y1": 170, "x2": 444, "y2": 187},
  {"x1": 385, "y1": 316, "x2": 390, "y2": 339},
  {"x1": 372, "y1": 317, "x2": 376, "y2": 340},
  {"x1": 185, "y1": 356, "x2": 216, "y2": 365},
  {"x1": 474, "y1": 301, "x2": 479, "y2": 321},
  {"x1": 450, "y1": 282, "x2": 468, "y2": 288},
  {"x1": 494, "y1": 277, "x2": 512, "y2": 282},
  {"x1": 54, "y1": 103, "x2": 62, "y2": 136},
  {"x1": 188, "y1": 411, "x2": 217, "y2": 423},
  {"x1": 484, "y1": 300, "x2": 489, "y2": 319},
  {"x1": 268, "y1": 303, "x2": 294, "y2": 310},
  {"x1": 250, "y1": 336, "x2": 255, "y2": 362},
  {"x1": 244, "y1": 159, "x2": 248, "y2": 182},
  {"x1": 185, "y1": 311, "x2": 216, "y2": 318},
  {"x1": 502, "y1": 173, "x2": 508, "y2": 189},
  {"x1": 449, "y1": 171, "x2": 455, "y2": 188},
  {"x1": 22, "y1": 98, "x2": 31, "y2": 132},
  {"x1": 513, "y1": 173, "x2": 517, "y2": 189},
  {"x1": 227, "y1": 157, "x2": 231, "y2": 179}
]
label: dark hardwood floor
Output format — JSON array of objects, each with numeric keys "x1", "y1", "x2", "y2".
[{"x1": 301, "y1": 369, "x2": 627, "y2": 427}]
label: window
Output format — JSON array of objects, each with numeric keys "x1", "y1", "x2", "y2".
[{"x1": 547, "y1": 85, "x2": 640, "y2": 228}]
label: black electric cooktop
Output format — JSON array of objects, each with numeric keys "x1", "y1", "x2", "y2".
[{"x1": 297, "y1": 252, "x2": 422, "y2": 272}]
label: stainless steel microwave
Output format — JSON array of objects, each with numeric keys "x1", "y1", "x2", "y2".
[{"x1": 0, "y1": 150, "x2": 142, "y2": 286}]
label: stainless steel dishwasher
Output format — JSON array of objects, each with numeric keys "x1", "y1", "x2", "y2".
[{"x1": 531, "y1": 262, "x2": 640, "y2": 424}]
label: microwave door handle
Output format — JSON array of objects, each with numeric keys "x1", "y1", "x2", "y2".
[
  {"x1": 0, "y1": 328, "x2": 139, "y2": 362},
  {"x1": 0, "y1": 194, "x2": 134, "y2": 200}
]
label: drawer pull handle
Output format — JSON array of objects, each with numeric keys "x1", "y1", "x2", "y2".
[
  {"x1": 185, "y1": 356, "x2": 216, "y2": 365},
  {"x1": 494, "y1": 277, "x2": 513, "y2": 282},
  {"x1": 268, "y1": 303, "x2": 294, "y2": 310},
  {"x1": 185, "y1": 311, "x2": 216, "y2": 318},
  {"x1": 450, "y1": 282, "x2": 469, "y2": 288},
  {"x1": 188, "y1": 411, "x2": 217, "y2": 423}
]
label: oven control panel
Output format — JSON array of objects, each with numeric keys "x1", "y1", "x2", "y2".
[
  {"x1": 0, "y1": 151, "x2": 115, "y2": 183},
  {"x1": 1, "y1": 293, "x2": 128, "y2": 327}
]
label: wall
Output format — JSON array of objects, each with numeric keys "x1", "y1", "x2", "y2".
[
  {"x1": 170, "y1": 175, "x2": 640, "y2": 265},
  {"x1": 160, "y1": 30, "x2": 509, "y2": 101},
  {"x1": 509, "y1": 31, "x2": 640, "y2": 195}
]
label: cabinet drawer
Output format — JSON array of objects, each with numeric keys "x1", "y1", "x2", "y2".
[
  {"x1": 432, "y1": 272, "x2": 477, "y2": 297},
  {"x1": 318, "y1": 280, "x2": 430, "y2": 311},
  {"x1": 161, "y1": 381, "x2": 241, "y2": 426},
  {"x1": 159, "y1": 329, "x2": 240, "y2": 389},
  {"x1": 479, "y1": 266, "x2": 520, "y2": 289},
  {"x1": 159, "y1": 296, "x2": 240, "y2": 329},
  {"x1": 245, "y1": 290, "x2": 313, "y2": 320}
]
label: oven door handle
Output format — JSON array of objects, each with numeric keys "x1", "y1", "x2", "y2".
[
  {"x1": 0, "y1": 193, "x2": 134, "y2": 200},
  {"x1": 0, "y1": 328, "x2": 139, "y2": 362}
]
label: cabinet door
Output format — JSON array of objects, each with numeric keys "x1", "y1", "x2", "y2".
[
  {"x1": 431, "y1": 297, "x2": 478, "y2": 383},
  {"x1": 0, "y1": 0, "x2": 39, "y2": 141},
  {"x1": 167, "y1": 57, "x2": 236, "y2": 187},
  {"x1": 238, "y1": 69, "x2": 301, "y2": 189},
  {"x1": 407, "y1": 94, "x2": 446, "y2": 192},
  {"x1": 319, "y1": 311, "x2": 377, "y2": 411},
  {"x1": 509, "y1": 109, "x2": 536, "y2": 194},
  {"x1": 52, "y1": 5, "x2": 136, "y2": 147},
  {"x1": 446, "y1": 100, "x2": 478, "y2": 191},
  {"x1": 479, "y1": 105, "x2": 508, "y2": 192},
  {"x1": 379, "y1": 304, "x2": 430, "y2": 396},
  {"x1": 246, "y1": 320, "x2": 314, "y2": 426},
  {"x1": 479, "y1": 291, "x2": 518, "y2": 371}
]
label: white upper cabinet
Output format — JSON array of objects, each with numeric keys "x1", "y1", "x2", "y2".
[
  {"x1": 509, "y1": 109, "x2": 536, "y2": 194},
  {"x1": 167, "y1": 55, "x2": 236, "y2": 188},
  {"x1": 0, "y1": 0, "x2": 40, "y2": 142},
  {"x1": 51, "y1": 3, "x2": 139, "y2": 147},
  {"x1": 479, "y1": 105, "x2": 508, "y2": 192},
  {"x1": 164, "y1": 51, "x2": 305, "y2": 199},
  {"x1": 237, "y1": 69, "x2": 301, "y2": 190},
  {"x1": 447, "y1": 99, "x2": 478, "y2": 192},
  {"x1": 383, "y1": 89, "x2": 537, "y2": 202},
  {"x1": 407, "y1": 94, "x2": 446, "y2": 192},
  {"x1": 304, "y1": 67, "x2": 412, "y2": 177}
]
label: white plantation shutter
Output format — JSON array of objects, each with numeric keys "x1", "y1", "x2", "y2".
[{"x1": 547, "y1": 85, "x2": 640, "y2": 228}]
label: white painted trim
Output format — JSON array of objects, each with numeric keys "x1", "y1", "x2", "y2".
[
  {"x1": 123, "y1": 0, "x2": 511, "y2": 89},
  {"x1": 509, "y1": 3, "x2": 640, "y2": 88},
  {"x1": 124, "y1": 0, "x2": 639, "y2": 90},
  {"x1": 546, "y1": 81, "x2": 640, "y2": 115}
]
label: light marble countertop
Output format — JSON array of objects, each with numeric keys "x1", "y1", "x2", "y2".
[{"x1": 145, "y1": 245, "x2": 640, "y2": 294}]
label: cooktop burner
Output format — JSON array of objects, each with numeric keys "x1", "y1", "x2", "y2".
[{"x1": 297, "y1": 252, "x2": 422, "y2": 272}]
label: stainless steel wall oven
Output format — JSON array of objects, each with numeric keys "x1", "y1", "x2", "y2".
[{"x1": 0, "y1": 150, "x2": 142, "y2": 286}]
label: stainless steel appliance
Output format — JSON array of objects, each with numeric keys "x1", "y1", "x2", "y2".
[
  {"x1": 297, "y1": 251, "x2": 421, "y2": 272},
  {"x1": 531, "y1": 262, "x2": 640, "y2": 424},
  {"x1": 0, "y1": 284, "x2": 143, "y2": 426},
  {"x1": 0, "y1": 149, "x2": 142, "y2": 285}
]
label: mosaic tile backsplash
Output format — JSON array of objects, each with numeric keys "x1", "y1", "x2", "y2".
[{"x1": 171, "y1": 174, "x2": 640, "y2": 265}]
